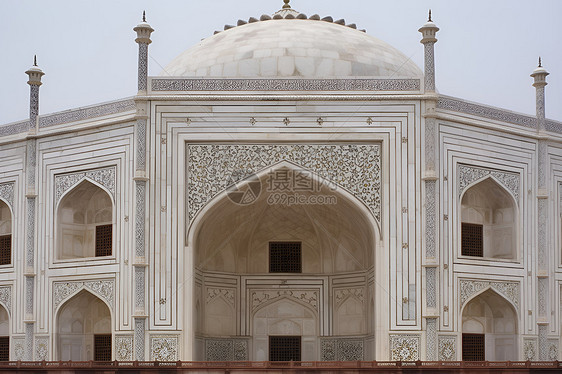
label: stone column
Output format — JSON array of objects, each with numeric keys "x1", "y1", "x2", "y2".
[
  {"x1": 531, "y1": 59, "x2": 552, "y2": 360},
  {"x1": 419, "y1": 12, "x2": 441, "y2": 361},
  {"x1": 133, "y1": 13, "x2": 153, "y2": 360},
  {"x1": 24, "y1": 57, "x2": 44, "y2": 360}
]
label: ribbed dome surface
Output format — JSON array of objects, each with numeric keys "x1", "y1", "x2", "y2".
[{"x1": 162, "y1": 19, "x2": 422, "y2": 78}]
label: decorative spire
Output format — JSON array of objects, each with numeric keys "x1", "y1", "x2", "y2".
[
  {"x1": 33, "y1": 55, "x2": 37, "y2": 67},
  {"x1": 283, "y1": 0, "x2": 291, "y2": 9},
  {"x1": 142, "y1": 10, "x2": 146, "y2": 22},
  {"x1": 538, "y1": 56, "x2": 542, "y2": 68},
  {"x1": 428, "y1": 9, "x2": 432, "y2": 22}
]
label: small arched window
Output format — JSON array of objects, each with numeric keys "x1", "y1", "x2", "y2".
[
  {"x1": 57, "y1": 180, "x2": 113, "y2": 260},
  {"x1": 461, "y1": 178, "x2": 517, "y2": 260},
  {"x1": 0, "y1": 201, "x2": 12, "y2": 265}
]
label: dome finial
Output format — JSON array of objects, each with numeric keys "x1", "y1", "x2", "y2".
[
  {"x1": 538, "y1": 56, "x2": 542, "y2": 67},
  {"x1": 33, "y1": 55, "x2": 37, "y2": 67},
  {"x1": 142, "y1": 10, "x2": 146, "y2": 22},
  {"x1": 283, "y1": 0, "x2": 291, "y2": 9},
  {"x1": 428, "y1": 9, "x2": 432, "y2": 22}
]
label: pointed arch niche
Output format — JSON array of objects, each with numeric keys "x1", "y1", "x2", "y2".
[
  {"x1": 460, "y1": 177, "x2": 517, "y2": 260},
  {"x1": 189, "y1": 164, "x2": 378, "y2": 361},
  {"x1": 0, "y1": 200, "x2": 12, "y2": 265},
  {"x1": 56, "y1": 180, "x2": 114, "y2": 260},
  {"x1": 461, "y1": 289, "x2": 518, "y2": 361},
  {"x1": 56, "y1": 290, "x2": 112, "y2": 361}
]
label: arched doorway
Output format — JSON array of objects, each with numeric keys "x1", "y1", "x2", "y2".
[
  {"x1": 56, "y1": 180, "x2": 113, "y2": 260},
  {"x1": 460, "y1": 178, "x2": 517, "y2": 259},
  {"x1": 56, "y1": 291, "x2": 112, "y2": 361},
  {"x1": 461, "y1": 289, "x2": 518, "y2": 361},
  {"x1": 190, "y1": 165, "x2": 377, "y2": 361}
]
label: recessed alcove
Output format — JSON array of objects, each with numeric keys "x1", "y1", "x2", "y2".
[{"x1": 0, "y1": 200, "x2": 12, "y2": 265}]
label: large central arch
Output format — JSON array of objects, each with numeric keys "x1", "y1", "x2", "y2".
[{"x1": 186, "y1": 163, "x2": 379, "y2": 361}]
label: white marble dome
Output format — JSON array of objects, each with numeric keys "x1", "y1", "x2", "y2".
[{"x1": 162, "y1": 18, "x2": 423, "y2": 78}]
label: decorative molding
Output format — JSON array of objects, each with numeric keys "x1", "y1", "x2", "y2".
[
  {"x1": 538, "y1": 278, "x2": 547, "y2": 317},
  {"x1": 438, "y1": 335, "x2": 456, "y2": 361},
  {"x1": 134, "y1": 267, "x2": 145, "y2": 312},
  {"x1": 150, "y1": 335, "x2": 178, "y2": 361},
  {"x1": 320, "y1": 338, "x2": 364, "y2": 361},
  {"x1": 0, "y1": 182, "x2": 14, "y2": 209},
  {"x1": 0, "y1": 286, "x2": 11, "y2": 314},
  {"x1": 0, "y1": 120, "x2": 30, "y2": 137},
  {"x1": 538, "y1": 199, "x2": 547, "y2": 270},
  {"x1": 12, "y1": 337, "x2": 25, "y2": 361},
  {"x1": 437, "y1": 96, "x2": 536, "y2": 129},
  {"x1": 205, "y1": 338, "x2": 248, "y2": 361},
  {"x1": 25, "y1": 323, "x2": 33, "y2": 361},
  {"x1": 26, "y1": 198, "x2": 35, "y2": 269},
  {"x1": 425, "y1": 180, "x2": 436, "y2": 258},
  {"x1": 138, "y1": 43, "x2": 148, "y2": 91},
  {"x1": 135, "y1": 180, "x2": 146, "y2": 258},
  {"x1": 457, "y1": 164, "x2": 519, "y2": 201},
  {"x1": 152, "y1": 78, "x2": 420, "y2": 92},
  {"x1": 27, "y1": 140, "x2": 36, "y2": 189},
  {"x1": 390, "y1": 334, "x2": 420, "y2": 361},
  {"x1": 38, "y1": 99, "x2": 136, "y2": 128},
  {"x1": 34, "y1": 336, "x2": 49, "y2": 361},
  {"x1": 426, "y1": 318, "x2": 437, "y2": 361},
  {"x1": 335, "y1": 288, "x2": 364, "y2": 308},
  {"x1": 187, "y1": 144, "x2": 381, "y2": 222},
  {"x1": 206, "y1": 288, "x2": 235, "y2": 307},
  {"x1": 459, "y1": 279, "x2": 519, "y2": 309},
  {"x1": 548, "y1": 339, "x2": 559, "y2": 361},
  {"x1": 545, "y1": 119, "x2": 562, "y2": 134},
  {"x1": 523, "y1": 338, "x2": 537, "y2": 361},
  {"x1": 115, "y1": 335, "x2": 134, "y2": 361},
  {"x1": 424, "y1": 42, "x2": 435, "y2": 92},
  {"x1": 136, "y1": 119, "x2": 147, "y2": 170},
  {"x1": 53, "y1": 279, "x2": 115, "y2": 310},
  {"x1": 25, "y1": 277, "x2": 34, "y2": 316},
  {"x1": 251, "y1": 289, "x2": 318, "y2": 312},
  {"x1": 55, "y1": 166, "x2": 116, "y2": 203},
  {"x1": 134, "y1": 318, "x2": 145, "y2": 361},
  {"x1": 426, "y1": 267, "x2": 437, "y2": 309},
  {"x1": 539, "y1": 325, "x2": 547, "y2": 361}
]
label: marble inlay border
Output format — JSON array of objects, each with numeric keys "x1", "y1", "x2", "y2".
[
  {"x1": 438, "y1": 96, "x2": 536, "y2": 129},
  {"x1": 0, "y1": 182, "x2": 15, "y2": 209},
  {"x1": 459, "y1": 279, "x2": 519, "y2": 309},
  {"x1": 53, "y1": 279, "x2": 115, "y2": 310},
  {"x1": 0, "y1": 286, "x2": 11, "y2": 315},
  {"x1": 39, "y1": 99, "x2": 135, "y2": 128},
  {"x1": 457, "y1": 164, "x2": 519, "y2": 201},
  {"x1": 152, "y1": 78, "x2": 420, "y2": 92},
  {"x1": 0, "y1": 120, "x2": 31, "y2": 137},
  {"x1": 187, "y1": 144, "x2": 381, "y2": 222}
]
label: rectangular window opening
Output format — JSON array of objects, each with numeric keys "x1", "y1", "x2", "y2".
[
  {"x1": 269, "y1": 336, "x2": 301, "y2": 362},
  {"x1": 95, "y1": 224, "x2": 112, "y2": 257},
  {"x1": 0, "y1": 235, "x2": 11, "y2": 265},
  {"x1": 269, "y1": 242, "x2": 302, "y2": 273},
  {"x1": 0, "y1": 336, "x2": 8, "y2": 361},
  {"x1": 462, "y1": 333, "x2": 485, "y2": 361},
  {"x1": 461, "y1": 223, "x2": 483, "y2": 257},
  {"x1": 94, "y1": 334, "x2": 112, "y2": 361}
]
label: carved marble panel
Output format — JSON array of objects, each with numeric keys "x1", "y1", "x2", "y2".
[
  {"x1": 115, "y1": 335, "x2": 134, "y2": 361},
  {"x1": 426, "y1": 318, "x2": 437, "y2": 361},
  {"x1": 153, "y1": 78, "x2": 420, "y2": 92},
  {"x1": 134, "y1": 318, "x2": 145, "y2": 361},
  {"x1": 205, "y1": 338, "x2": 249, "y2": 361},
  {"x1": 320, "y1": 338, "x2": 364, "y2": 361},
  {"x1": 425, "y1": 180, "x2": 436, "y2": 258},
  {"x1": 187, "y1": 144, "x2": 381, "y2": 222},
  {"x1": 150, "y1": 335, "x2": 178, "y2": 361},
  {"x1": 136, "y1": 119, "x2": 147, "y2": 170},
  {"x1": 548, "y1": 339, "x2": 559, "y2": 360},
  {"x1": 12, "y1": 337, "x2": 25, "y2": 360},
  {"x1": 0, "y1": 182, "x2": 14, "y2": 209},
  {"x1": 26, "y1": 198, "x2": 35, "y2": 269},
  {"x1": 438, "y1": 335, "x2": 456, "y2": 361},
  {"x1": 523, "y1": 338, "x2": 537, "y2": 361},
  {"x1": 457, "y1": 164, "x2": 519, "y2": 202},
  {"x1": 426, "y1": 267, "x2": 436, "y2": 309},
  {"x1": 206, "y1": 287, "x2": 235, "y2": 308},
  {"x1": 53, "y1": 279, "x2": 115, "y2": 310},
  {"x1": 459, "y1": 279, "x2": 519, "y2": 309},
  {"x1": 135, "y1": 181, "x2": 146, "y2": 258},
  {"x1": 390, "y1": 334, "x2": 420, "y2": 361},
  {"x1": 334, "y1": 288, "x2": 364, "y2": 308},
  {"x1": 55, "y1": 166, "x2": 116, "y2": 204},
  {"x1": 34, "y1": 336, "x2": 49, "y2": 361},
  {"x1": 0, "y1": 286, "x2": 12, "y2": 314},
  {"x1": 538, "y1": 325, "x2": 547, "y2": 361},
  {"x1": 251, "y1": 289, "x2": 318, "y2": 312}
]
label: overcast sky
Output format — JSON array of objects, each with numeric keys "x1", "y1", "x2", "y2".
[{"x1": 1, "y1": 0, "x2": 561, "y2": 125}]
